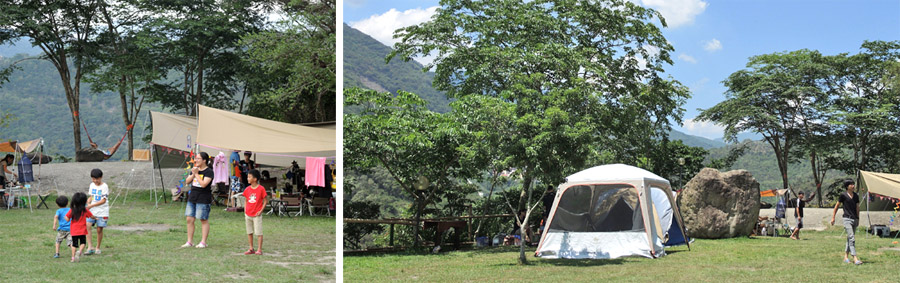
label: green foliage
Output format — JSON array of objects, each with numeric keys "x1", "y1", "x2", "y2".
[
  {"x1": 136, "y1": 0, "x2": 267, "y2": 115},
  {"x1": 242, "y1": 0, "x2": 336, "y2": 123},
  {"x1": 344, "y1": 200, "x2": 384, "y2": 250}
]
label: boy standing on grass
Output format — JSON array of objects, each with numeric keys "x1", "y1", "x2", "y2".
[
  {"x1": 242, "y1": 169, "x2": 266, "y2": 255},
  {"x1": 85, "y1": 169, "x2": 109, "y2": 255},
  {"x1": 52, "y1": 196, "x2": 71, "y2": 258},
  {"x1": 830, "y1": 179, "x2": 862, "y2": 265}
]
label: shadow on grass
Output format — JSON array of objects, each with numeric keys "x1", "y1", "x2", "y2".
[{"x1": 536, "y1": 258, "x2": 627, "y2": 267}]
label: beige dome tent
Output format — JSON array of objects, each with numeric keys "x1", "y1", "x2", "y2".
[{"x1": 535, "y1": 164, "x2": 690, "y2": 259}]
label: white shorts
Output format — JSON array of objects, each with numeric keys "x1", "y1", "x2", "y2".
[{"x1": 245, "y1": 215, "x2": 263, "y2": 235}]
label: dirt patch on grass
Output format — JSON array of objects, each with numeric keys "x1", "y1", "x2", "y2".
[
  {"x1": 223, "y1": 272, "x2": 253, "y2": 279},
  {"x1": 877, "y1": 246, "x2": 900, "y2": 252},
  {"x1": 105, "y1": 223, "x2": 174, "y2": 232}
]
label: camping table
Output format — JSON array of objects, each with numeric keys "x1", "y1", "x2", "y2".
[
  {"x1": 423, "y1": 220, "x2": 467, "y2": 250},
  {"x1": 5, "y1": 185, "x2": 32, "y2": 212}
]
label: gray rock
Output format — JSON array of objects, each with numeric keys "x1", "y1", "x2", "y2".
[
  {"x1": 76, "y1": 148, "x2": 106, "y2": 162},
  {"x1": 677, "y1": 168, "x2": 760, "y2": 239},
  {"x1": 26, "y1": 152, "x2": 52, "y2": 164}
]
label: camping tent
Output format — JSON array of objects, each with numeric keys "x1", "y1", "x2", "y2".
[
  {"x1": 150, "y1": 107, "x2": 336, "y2": 168},
  {"x1": 534, "y1": 164, "x2": 690, "y2": 259}
]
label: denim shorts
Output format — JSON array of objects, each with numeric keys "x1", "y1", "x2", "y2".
[
  {"x1": 87, "y1": 216, "x2": 109, "y2": 228},
  {"x1": 185, "y1": 201, "x2": 211, "y2": 220}
]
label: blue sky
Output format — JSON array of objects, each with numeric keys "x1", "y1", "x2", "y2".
[{"x1": 345, "y1": 0, "x2": 900, "y2": 140}]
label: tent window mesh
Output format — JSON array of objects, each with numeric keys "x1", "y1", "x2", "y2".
[{"x1": 548, "y1": 184, "x2": 645, "y2": 233}]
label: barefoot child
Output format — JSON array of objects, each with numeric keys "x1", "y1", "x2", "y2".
[
  {"x1": 65, "y1": 192, "x2": 96, "y2": 262},
  {"x1": 52, "y1": 196, "x2": 71, "y2": 258},
  {"x1": 790, "y1": 191, "x2": 814, "y2": 240},
  {"x1": 243, "y1": 169, "x2": 267, "y2": 255},
  {"x1": 85, "y1": 169, "x2": 109, "y2": 255}
]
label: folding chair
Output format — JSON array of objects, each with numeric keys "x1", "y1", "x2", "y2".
[
  {"x1": 282, "y1": 196, "x2": 304, "y2": 217},
  {"x1": 37, "y1": 189, "x2": 56, "y2": 209},
  {"x1": 307, "y1": 197, "x2": 331, "y2": 216}
]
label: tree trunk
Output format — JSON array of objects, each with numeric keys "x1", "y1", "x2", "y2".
[
  {"x1": 195, "y1": 53, "x2": 206, "y2": 114},
  {"x1": 412, "y1": 194, "x2": 424, "y2": 248},
  {"x1": 119, "y1": 75, "x2": 132, "y2": 160},
  {"x1": 517, "y1": 174, "x2": 533, "y2": 265}
]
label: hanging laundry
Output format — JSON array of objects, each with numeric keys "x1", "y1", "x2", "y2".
[
  {"x1": 306, "y1": 157, "x2": 326, "y2": 187},
  {"x1": 212, "y1": 152, "x2": 229, "y2": 184}
]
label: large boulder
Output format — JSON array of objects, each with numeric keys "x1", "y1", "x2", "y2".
[
  {"x1": 76, "y1": 148, "x2": 106, "y2": 162},
  {"x1": 677, "y1": 168, "x2": 760, "y2": 239},
  {"x1": 25, "y1": 152, "x2": 52, "y2": 164}
]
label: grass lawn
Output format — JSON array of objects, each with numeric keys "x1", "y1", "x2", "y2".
[
  {"x1": 0, "y1": 190, "x2": 335, "y2": 282},
  {"x1": 345, "y1": 229, "x2": 900, "y2": 282}
]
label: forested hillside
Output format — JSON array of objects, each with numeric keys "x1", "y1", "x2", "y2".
[
  {"x1": 0, "y1": 54, "x2": 155, "y2": 160},
  {"x1": 343, "y1": 24, "x2": 451, "y2": 113}
]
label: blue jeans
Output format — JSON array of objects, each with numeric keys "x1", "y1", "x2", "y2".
[
  {"x1": 87, "y1": 217, "x2": 108, "y2": 227},
  {"x1": 185, "y1": 201, "x2": 211, "y2": 220}
]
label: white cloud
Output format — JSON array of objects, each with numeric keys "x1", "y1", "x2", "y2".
[
  {"x1": 640, "y1": 0, "x2": 708, "y2": 28},
  {"x1": 682, "y1": 118, "x2": 725, "y2": 140},
  {"x1": 350, "y1": 7, "x2": 439, "y2": 65},
  {"x1": 689, "y1": 77, "x2": 710, "y2": 92},
  {"x1": 703, "y1": 38, "x2": 722, "y2": 52},
  {"x1": 678, "y1": 53, "x2": 697, "y2": 64}
]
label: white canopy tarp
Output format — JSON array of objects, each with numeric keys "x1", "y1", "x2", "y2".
[
  {"x1": 150, "y1": 107, "x2": 335, "y2": 168},
  {"x1": 860, "y1": 170, "x2": 900, "y2": 199}
]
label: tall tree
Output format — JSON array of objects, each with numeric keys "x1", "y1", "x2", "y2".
[
  {"x1": 390, "y1": 0, "x2": 688, "y2": 263},
  {"x1": 698, "y1": 50, "x2": 829, "y2": 191},
  {"x1": 86, "y1": 0, "x2": 159, "y2": 160},
  {"x1": 826, "y1": 41, "x2": 900, "y2": 177},
  {"x1": 1, "y1": 0, "x2": 102, "y2": 153},
  {"x1": 138, "y1": 0, "x2": 266, "y2": 115},
  {"x1": 242, "y1": 0, "x2": 336, "y2": 123}
]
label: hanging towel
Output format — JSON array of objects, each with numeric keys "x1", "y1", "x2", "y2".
[
  {"x1": 305, "y1": 157, "x2": 326, "y2": 187},
  {"x1": 229, "y1": 151, "x2": 241, "y2": 177},
  {"x1": 213, "y1": 152, "x2": 229, "y2": 184}
]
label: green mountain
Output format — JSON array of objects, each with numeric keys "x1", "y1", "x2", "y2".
[
  {"x1": 343, "y1": 23, "x2": 451, "y2": 113},
  {"x1": 667, "y1": 129, "x2": 726, "y2": 149},
  {"x1": 0, "y1": 54, "x2": 155, "y2": 160}
]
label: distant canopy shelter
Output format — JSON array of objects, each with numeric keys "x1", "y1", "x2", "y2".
[
  {"x1": 0, "y1": 139, "x2": 41, "y2": 154},
  {"x1": 859, "y1": 170, "x2": 900, "y2": 200},
  {"x1": 149, "y1": 106, "x2": 336, "y2": 169}
]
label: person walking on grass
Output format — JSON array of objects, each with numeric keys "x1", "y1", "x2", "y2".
[
  {"x1": 182, "y1": 152, "x2": 214, "y2": 249},
  {"x1": 51, "y1": 196, "x2": 71, "y2": 258},
  {"x1": 65, "y1": 192, "x2": 97, "y2": 262},
  {"x1": 790, "y1": 191, "x2": 814, "y2": 240},
  {"x1": 830, "y1": 179, "x2": 862, "y2": 265},
  {"x1": 242, "y1": 169, "x2": 267, "y2": 255},
  {"x1": 84, "y1": 169, "x2": 109, "y2": 255}
]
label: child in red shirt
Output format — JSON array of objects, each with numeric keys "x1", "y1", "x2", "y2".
[
  {"x1": 242, "y1": 170, "x2": 267, "y2": 255},
  {"x1": 64, "y1": 192, "x2": 96, "y2": 262}
]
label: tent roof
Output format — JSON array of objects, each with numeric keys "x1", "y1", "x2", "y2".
[
  {"x1": 566, "y1": 164, "x2": 668, "y2": 184},
  {"x1": 196, "y1": 105, "x2": 335, "y2": 155},
  {"x1": 860, "y1": 170, "x2": 900, "y2": 199},
  {"x1": 0, "y1": 139, "x2": 42, "y2": 153}
]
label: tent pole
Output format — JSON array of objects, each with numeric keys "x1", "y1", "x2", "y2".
[{"x1": 149, "y1": 111, "x2": 167, "y2": 204}]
